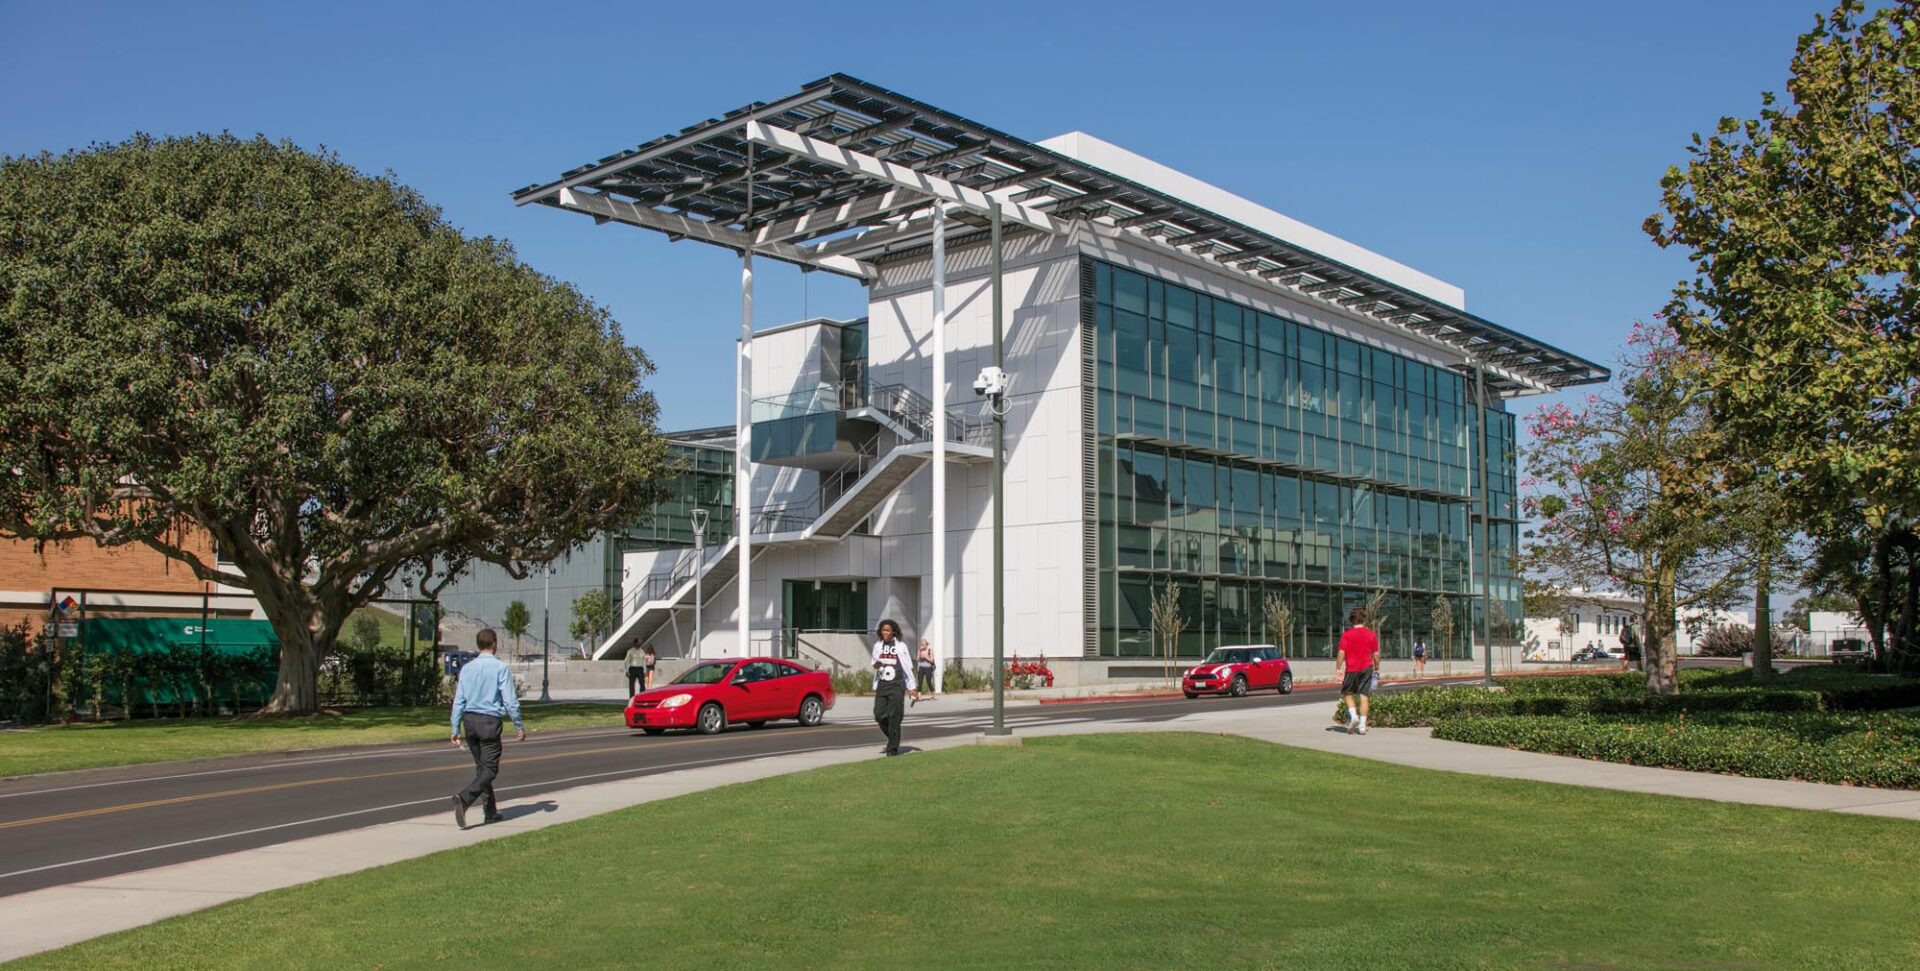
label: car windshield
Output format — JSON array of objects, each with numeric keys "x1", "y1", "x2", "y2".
[
  {"x1": 1201, "y1": 650, "x2": 1245, "y2": 664},
  {"x1": 672, "y1": 662, "x2": 736, "y2": 685}
]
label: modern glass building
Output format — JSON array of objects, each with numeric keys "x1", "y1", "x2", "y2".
[
  {"x1": 513, "y1": 74, "x2": 1600, "y2": 682},
  {"x1": 1089, "y1": 261, "x2": 1519, "y2": 659}
]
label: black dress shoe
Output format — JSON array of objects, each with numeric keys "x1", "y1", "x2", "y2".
[
  {"x1": 483, "y1": 813, "x2": 507, "y2": 824},
  {"x1": 451, "y1": 795, "x2": 468, "y2": 829}
]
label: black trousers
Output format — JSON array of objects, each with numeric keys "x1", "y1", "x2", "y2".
[
  {"x1": 460, "y1": 712, "x2": 503, "y2": 814},
  {"x1": 873, "y1": 689, "x2": 906, "y2": 753},
  {"x1": 627, "y1": 667, "x2": 645, "y2": 696}
]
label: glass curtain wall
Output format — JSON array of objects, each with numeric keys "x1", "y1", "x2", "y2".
[
  {"x1": 1089, "y1": 259, "x2": 1521, "y2": 659},
  {"x1": 622, "y1": 443, "x2": 736, "y2": 549}
]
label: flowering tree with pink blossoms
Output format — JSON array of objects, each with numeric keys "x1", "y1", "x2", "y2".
[{"x1": 1521, "y1": 323, "x2": 1748, "y2": 694}]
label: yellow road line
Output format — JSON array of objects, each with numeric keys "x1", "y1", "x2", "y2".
[
  {"x1": 0, "y1": 725, "x2": 876, "y2": 831},
  {"x1": 0, "y1": 694, "x2": 1229, "y2": 831}
]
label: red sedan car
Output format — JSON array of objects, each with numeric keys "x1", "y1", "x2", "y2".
[
  {"x1": 1182, "y1": 645, "x2": 1293, "y2": 698},
  {"x1": 625, "y1": 657, "x2": 836, "y2": 735}
]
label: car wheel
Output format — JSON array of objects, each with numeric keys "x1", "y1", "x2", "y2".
[
  {"x1": 695, "y1": 702, "x2": 725, "y2": 735},
  {"x1": 798, "y1": 694, "x2": 825, "y2": 727},
  {"x1": 1182, "y1": 692, "x2": 1198, "y2": 700},
  {"x1": 642, "y1": 728, "x2": 665, "y2": 736},
  {"x1": 1229, "y1": 675, "x2": 1248, "y2": 697},
  {"x1": 1278, "y1": 671, "x2": 1294, "y2": 694}
]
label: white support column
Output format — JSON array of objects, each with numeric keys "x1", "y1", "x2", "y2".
[
  {"x1": 930, "y1": 204, "x2": 947, "y2": 695},
  {"x1": 737, "y1": 251, "x2": 753, "y2": 659}
]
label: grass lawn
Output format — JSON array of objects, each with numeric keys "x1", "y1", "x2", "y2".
[
  {"x1": 14, "y1": 733, "x2": 1919, "y2": 970},
  {"x1": 0, "y1": 704, "x2": 622, "y2": 778}
]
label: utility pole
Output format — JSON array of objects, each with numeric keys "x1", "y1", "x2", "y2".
[{"x1": 539, "y1": 564, "x2": 552, "y2": 704}]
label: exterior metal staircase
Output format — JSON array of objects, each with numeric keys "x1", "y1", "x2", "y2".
[{"x1": 596, "y1": 384, "x2": 993, "y2": 660}]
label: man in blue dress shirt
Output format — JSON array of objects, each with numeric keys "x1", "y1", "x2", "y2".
[{"x1": 450, "y1": 629, "x2": 524, "y2": 828}]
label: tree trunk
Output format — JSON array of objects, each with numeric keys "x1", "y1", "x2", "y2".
[
  {"x1": 1752, "y1": 551, "x2": 1773, "y2": 682},
  {"x1": 1643, "y1": 579, "x2": 1679, "y2": 695},
  {"x1": 257, "y1": 594, "x2": 350, "y2": 715},
  {"x1": 1867, "y1": 527, "x2": 1892, "y2": 663},
  {"x1": 1896, "y1": 541, "x2": 1918, "y2": 674}
]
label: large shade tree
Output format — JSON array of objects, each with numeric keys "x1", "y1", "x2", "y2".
[
  {"x1": 0, "y1": 134, "x2": 669, "y2": 712},
  {"x1": 1647, "y1": 0, "x2": 1920, "y2": 669}
]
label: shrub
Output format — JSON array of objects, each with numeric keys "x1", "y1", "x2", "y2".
[
  {"x1": 830, "y1": 668, "x2": 873, "y2": 697},
  {"x1": 1695, "y1": 625, "x2": 1753, "y2": 658},
  {"x1": 0, "y1": 623, "x2": 61, "y2": 724},
  {"x1": 1431, "y1": 711, "x2": 1920, "y2": 789},
  {"x1": 1365, "y1": 666, "x2": 1920, "y2": 727},
  {"x1": 941, "y1": 663, "x2": 994, "y2": 692}
]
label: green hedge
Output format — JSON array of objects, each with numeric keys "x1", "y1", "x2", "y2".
[
  {"x1": 1367, "y1": 668, "x2": 1920, "y2": 727},
  {"x1": 1431, "y1": 711, "x2": 1920, "y2": 790}
]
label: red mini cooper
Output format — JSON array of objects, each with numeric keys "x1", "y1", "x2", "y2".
[{"x1": 1182, "y1": 645, "x2": 1294, "y2": 698}]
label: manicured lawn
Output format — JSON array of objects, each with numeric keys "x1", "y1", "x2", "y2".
[
  {"x1": 0, "y1": 704, "x2": 623, "y2": 778},
  {"x1": 14, "y1": 733, "x2": 1920, "y2": 970}
]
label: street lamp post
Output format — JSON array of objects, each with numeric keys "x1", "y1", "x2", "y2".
[
  {"x1": 691, "y1": 508, "x2": 709, "y2": 660},
  {"x1": 539, "y1": 563, "x2": 552, "y2": 704}
]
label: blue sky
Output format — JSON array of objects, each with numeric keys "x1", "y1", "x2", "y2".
[{"x1": 1, "y1": 0, "x2": 1825, "y2": 431}]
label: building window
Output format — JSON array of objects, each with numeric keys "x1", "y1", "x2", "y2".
[{"x1": 1089, "y1": 259, "x2": 1521, "y2": 658}]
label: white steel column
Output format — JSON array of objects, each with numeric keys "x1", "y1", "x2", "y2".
[
  {"x1": 736, "y1": 138, "x2": 755, "y2": 660},
  {"x1": 930, "y1": 204, "x2": 947, "y2": 694},
  {"x1": 737, "y1": 252, "x2": 753, "y2": 658}
]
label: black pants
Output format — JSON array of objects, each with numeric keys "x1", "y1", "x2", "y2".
[
  {"x1": 459, "y1": 712, "x2": 503, "y2": 815},
  {"x1": 873, "y1": 689, "x2": 906, "y2": 753},
  {"x1": 627, "y1": 667, "x2": 645, "y2": 696}
]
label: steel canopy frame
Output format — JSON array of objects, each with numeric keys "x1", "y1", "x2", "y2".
[{"x1": 513, "y1": 73, "x2": 1608, "y2": 396}]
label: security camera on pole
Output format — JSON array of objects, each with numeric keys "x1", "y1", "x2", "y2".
[{"x1": 978, "y1": 200, "x2": 1018, "y2": 745}]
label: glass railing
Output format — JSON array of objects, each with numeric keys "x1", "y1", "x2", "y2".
[{"x1": 751, "y1": 386, "x2": 839, "y2": 423}]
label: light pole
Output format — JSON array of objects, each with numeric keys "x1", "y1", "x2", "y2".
[
  {"x1": 539, "y1": 563, "x2": 552, "y2": 704},
  {"x1": 985, "y1": 199, "x2": 1011, "y2": 739},
  {"x1": 691, "y1": 507, "x2": 709, "y2": 660}
]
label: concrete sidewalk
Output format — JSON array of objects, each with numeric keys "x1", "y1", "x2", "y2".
[{"x1": 3, "y1": 701, "x2": 1914, "y2": 964}]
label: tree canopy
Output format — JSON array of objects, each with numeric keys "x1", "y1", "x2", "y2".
[
  {"x1": 1520, "y1": 324, "x2": 1748, "y2": 693},
  {"x1": 0, "y1": 134, "x2": 669, "y2": 712},
  {"x1": 1647, "y1": 1, "x2": 1920, "y2": 669}
]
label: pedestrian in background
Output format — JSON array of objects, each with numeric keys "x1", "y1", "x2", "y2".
[
  {"x1": 624, "y1": 641, "x2": 647, "y2": 697},
  {"x1": 1412, "y1": 638, "x2": 1428, "y2": 678},
  {"x1": 1620, "y1": 621, "x2": 1642, "y2": 673},
  {"x1": 643, "y1": 645, "x2": 658, "y2": 690},
  {"x1": 871, "y1": 619, "x2": 919, "y2": 756},
  {"x1": 915, "y1": 639, "x2": 937, "y2": 702},
  {"x1": 450, "y1": 628, "x2": 524, "y2": 829}
]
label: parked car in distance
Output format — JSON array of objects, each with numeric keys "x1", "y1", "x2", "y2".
[
  {"x1": 1829, "y1": 637, "x2": 1873, "y2": 665},
  {"x1": 1182, "y1": 645, "x2": 1293, "y2": 698},
  {"x1": 625, "y1": 657, "x2": 835, "y2": 736},
  {"x1": 1571, "y1": 646, "x2": 1612, "y2": 663}
]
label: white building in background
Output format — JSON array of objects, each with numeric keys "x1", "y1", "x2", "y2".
[
  {"x1": 1806, "y1": 610, "x2": 1869, "y2": 655},
  {"x1": 1522, "y1": 588, "x2": 1756, "y2": 659},
  {"x1": 508, "y1": 74, "x2": 1607, "y2": 685}
]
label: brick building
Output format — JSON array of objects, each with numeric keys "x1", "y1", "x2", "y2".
[{"x1": 0, "y1": 530, "x2": 261, "y2": 634}]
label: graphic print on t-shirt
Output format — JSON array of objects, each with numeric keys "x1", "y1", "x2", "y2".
[{"x1": 876, "y1": 645, "x2": 907, "y2": 688}]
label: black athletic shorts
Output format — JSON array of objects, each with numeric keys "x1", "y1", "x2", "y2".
[{"x1": 1341, "y1": 667, "x2": 1374, "y2": 696}]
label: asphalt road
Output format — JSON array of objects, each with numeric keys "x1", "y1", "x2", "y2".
[
  {"x1": 0, "y1": 660, "x2": 1771, "y2": 898},
  {"x1": 0, "y1": 681, "x2": 1421, "y2": 897}
]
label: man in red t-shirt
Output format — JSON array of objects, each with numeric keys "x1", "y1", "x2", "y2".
[{"x1": 1335, "y1": 607, "x2": 1380, "y2": 735}]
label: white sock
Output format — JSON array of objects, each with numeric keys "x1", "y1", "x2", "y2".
[
  {"x1": 1358, "y1": 715, "x2": 1367, "y2": 728},
  {"x1": 1347, "y1": 705, "x2": 1358, "y2": 722}
]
